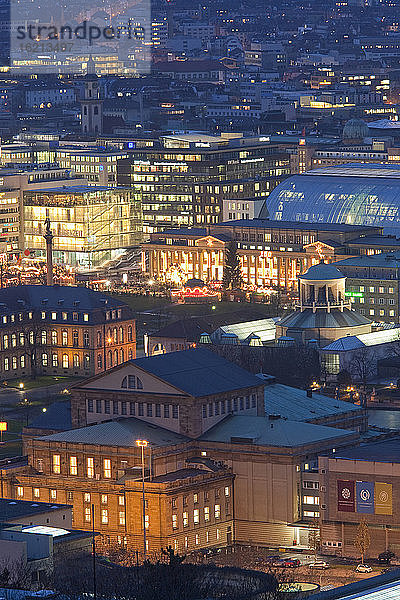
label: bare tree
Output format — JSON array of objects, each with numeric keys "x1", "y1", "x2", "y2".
[
  {"x1": 349, "y1": 347, "x2": 375, "y2": 389},
  {"x1": 355, "y1": 517, "x2": 371, "y2": 564}
]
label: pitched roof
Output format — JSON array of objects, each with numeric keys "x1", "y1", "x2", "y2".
[
  {"x1": 322, "y1": 327, "x2": 400, "y2": 351},
  {"x1": 39, "y1": 417, "x2": 189, "y2": 447},
  {"x1": 132, "y1": 348, "x2": 263, "y2": 396},
  {"x1": 198, "y1": 415, "x2": 355, "y2": 448}
]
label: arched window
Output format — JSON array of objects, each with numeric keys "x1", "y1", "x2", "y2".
[
  {"x1": 73, "y1": 330, "x2": 78, "y2": 347},
  {"x1": 121, "y1": 375, "x2": 143, "y2": 390},
  {"x1": 12, "y1": 356, "x2": 17, "y2": 369},
  {"x1": 51, "y1": 330, "x2": 57, "y2": 345},
  {"x1": 20, "y1": 355, "x2": 25, "y2": 368},
  {"x1": 62, "y1": 354, "x2": 69, "y2": 368},
  {"x1": 97, "y1": 331, "x2": 102, "y2": 347},
  {"x1": 113, "y1": 327, "x2": 117, "y2": 343},
  {"x1": 3, "y1": 334, "x2": 8, "y2": 349},
  {"x1": 11, "y1": 333, "x2": 17, "y2": 347},
  {"x1": 114, "y1": 349, "x2": 118, "y2": 365},
  {"x1": 127, "y1": 326, "x2": 133, "y2": 342},
  {"x1": 19, "y1": 332, "x2": 25, "y2": 346},
  {"x1": 128, "y1": 349, "x2": 133, "y2": 360},
  {"x1": 42, "y1": 353, "x2": 48, "y2": 367},
  {"x1": 119, "y1": 327, "x2": 124, "y2": 343},
  {"x1": 73, "y1": 354, "x2": 80, "y2": 368},
  {"x1": 29, "y1": 331, "x2": 34, "y2": 345},
  {"x1": 97, "y1": 354, "x2": 102, "y2": 369},
  {"x1": 120, "y1": 349, "x2": 124, "y2": 363},
  {"x1": 62, "y1": 330, "x2": 68, "y2": 346},
  {"x1": 84, "y1": 354, "x2": 90, "y2": 368},
  {"x1": 108, "y1": 350, "x2": 112, "y2": 368},
  {"x1": 41, "y1": 331, "x2": 47, "y2": 345},
  {"x1": 4, "y1": 357, "x2": 9, "y2": 370}
]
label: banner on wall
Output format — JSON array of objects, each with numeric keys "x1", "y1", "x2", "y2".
[
  {"x1": 375, "y1": 482, "x2": 392, "y2": 515},
  {"x1": 337, "y1": 480, "x2": 355, "y2": 512},
  {"x1": 356, "y1": 481, "x2": 374, "y2": 514}
]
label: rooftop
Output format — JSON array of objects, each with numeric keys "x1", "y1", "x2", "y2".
[
  {"x1": 322, "y1": 327, "x2": 400, "y2": 351},
  {"x1": 199, "y1": 415, "x2": 355, "y2": 448},
  {"x1": 332, "y1": 437, "x2": 400, "y2": 463},
  {"x1": 278, "y1": 307, "x2": 371, "y2": 331},
  {"x1": 38, "y1": 417, "x2": 189, "y2": 448},
  {"x1": 334, "y1": 252, "x2": 400, "y2": 268},
  {"x1": 0, "y1": 499, "x2": 70, "y2": 521},
  {"x1": 132, "y1": 348, "x2": 263, "y2": 397},
  {"x1": 216, "y1": 218, "x2": 377, "y2": 232},
  {"x1": 27, "y1": 401, "x2": 71, "y2": 431},
  {"x1": 264, "y1": 383, "x2": 362, "y2": 421},
  {"x1": 300, "y1": 262, "x2": 345, "y2": 281}
]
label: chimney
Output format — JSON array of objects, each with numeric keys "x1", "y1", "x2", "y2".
[{"x1": 306, "y1": 389, "x2": 313, "y2": 398}]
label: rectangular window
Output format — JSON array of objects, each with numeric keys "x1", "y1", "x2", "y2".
[
  {"x1": 113, "y1": 401, "x2": 119, "y2": 415},
  {"x1": 50, "y1": 489, "x2": 57, "y2": 500},
  {"x1": 53, "y1": 454, "x2": 61, "y2": 474},
  {"x1": 183, "y1": 512, "x2": 188, "y2": 527},
  {"x1": 224, "y1": 486, "x2": 230, "y2": 497},
  {"x1": 119, "y1": 495, "x2": 125, "y2": 506},
  {"x1": 215, "y1": 504, "x2": 221, "y2": 519},
  {"x1": 88, "y1": 398, "x2": 94, "y2": 412},
  {"x1": 193, "y1": 493, "x2": 198, "y2": 504},
  {"x1": 130, "y1": 402, "x2": 135, "y2": 415},
  {"x1": 138, "y1": 403, "x2": 144, "y2": 416},
  {"x1": 84, "y1": 493, "x2": 91, "y2": 503},
  {"x1": 172, "y1": 405, "x2": 178, "y2": 419},
  {"x1": 87, "y1": 457, "x2": 94, "y2": 479},
  {"x1": 204, "y1": 506, "x2": 210, "y2": 521},
  {"x1": 104, "y1": 459, "x2": 111, "y2": 479},
  {"x1": 147, "y1": 403, "x2": 153, "y2": 417},
  {"x1": 33, "y1": 488, "x2": 40, "y2": 498},
  {"x1": 101, "y1": 494, "x2": 108, "y2": 504},
  {"x1": 96, "y1": 399, "x2": 102, "y2": 413},
  {"x1": 119, "y1": 511, "x2": 125, "y2": 526},
  {"x1": 70, "y1": 456, "x2": 77, "y2": 475},
  {"x1": 85, "y1": 507, "x2": 91, "y2": 522},
  {"x1": 121, "y1": 401, "x2": 127, "y2": 415},
  {"x1": 104, "y1": 400, "x2": 110, "y2": 414},
  {"x1": 101, "y1": 509, "x2": 108, "y2": 524},
  {"x1": 303, "y1": 495, "x2": 320, "y2": 505},
  {"x1": 172, "y1": 514, "x2": 178, "y2": 529},
  {"x1": 164, "y1": 404, "x2": 170, "y2": 418},
  {"x1": 17, "y1": 486, "x2": 23, "y2": 497},
  {"x1": 193, "y1": 509, "x2": 199, "y2": 524},
  {"x1": 155, "y1": 404, "x2": 161, "y2": 417},
  {"x1": 145, "y1": 515, "x2": 149, "y2": 529}
]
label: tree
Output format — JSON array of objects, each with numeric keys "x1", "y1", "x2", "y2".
[
  {"x1": 308, "y1": 516, "x2": 321, "y2": 559},
  {"x1": 355, "y1": 517, "x2": 371, "y2": 564},
  {"x1": 222, "y1": 242, "x2": 243, "y2": 291}
]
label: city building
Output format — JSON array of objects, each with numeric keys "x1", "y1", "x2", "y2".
[
  {"x1": 0, "y1": 285, "x2": 136, "y2": 379},
  {"x1": 276, "y1": 262, "x2": 372, "y2": 346},
  {"x1": 117, "y1": 134, "x2": 290, "y2": 234},
  {"x1": 333, "y1": 252, "x2": 400, "y2": 324},
  {"x1": 142, "y1": 220, "x2": 381, "y2": 291},
  {"x1": 263, "y1": 163, "x2": 400, "y2": 234},
  {"x1": 23, "y1": 186, "x2": 142, "y2": 269},
  {"x1": 319, "y1": 438, "x2": 400, "y2": 558}
]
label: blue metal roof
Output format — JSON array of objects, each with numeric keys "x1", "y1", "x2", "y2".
[
  {"x1": 39, "y1": 417, "x2": 189, "y2": 448},
  {"x1": 333, "y1": 437, "x2": 400, "y2": 463},
  {"x1": 133, "y1": 348, "x2": 263, "y2": 397},
  {"x1": 264, "y1": 383, "x2": 361, "y2": 421},
  {"x1": 264, "y1": 165, "x2": 400, "y2": 234},
  {"x1": 198, "y1": 415, "x2": 355, "y2": 447},
  {"x1": 217, "y1": 218, "x2": 375, "y2": 232},
  {"x1": 28, "y1": 401, "x2": 71, "y2": 431}
]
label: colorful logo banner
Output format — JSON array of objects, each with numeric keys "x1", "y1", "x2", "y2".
[
  {"x1": 356, "y1": 481, "x2": 374, "y2": 514},
  {"x1": 375, "y1": 482, "x2": 392, "y2": 515},
  {"x1": 337, "y1": 480, "x2": 355, "y2": 512}
]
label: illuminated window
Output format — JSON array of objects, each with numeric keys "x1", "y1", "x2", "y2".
[
  {"x1": 172, "y1": 514, "x2": 178, "y2": 529},
  {"x1": 62, "y1": 331, "x2": 68, "y2": 346},
  {"x1": 119, "y1": 512, "x2": 125, "y2": 526},
  {"x1": 84, "y1": 493, "x2": 91, "y2": 503},
  {"x1": 183, "y1": 512, "x2": 188, "y2": 527},
  {"x1": 224, "y1": 486, "x2": 230, "y2": 497},
  {"x1": 33, "y1": 488, "x2": 40, "y2": 498},
  {"x1": 118, "y1": 495, "x2": 125, "y2": 506},
  {"x1": 50, "y1": 489, "x2": 57, "y2": 500},
  {"x1": 53, "y1": 454, "x2": 61, "y2": 474},
  {"x1": 101, "y1": 494, "x2": 108, "y2": 504},
  {"x1": 101, "y1": 509, "x2": 108, "y2": 524},
  {"x1": 70, "y1": 456, "x2": 77, "y2": 475},
  {"x1": 42, "y1": 353, "x2": 48, "y2": 367},
  {"x1": 214, "y1": 504, "x2": 221, "y2": 519},
  {"x1": 303, "y1": 495, "x2": 320, "y2": 505},
  {"x1": 52, "y1": 354, "x2": 58, "y2": 367},
  {"x1": 85, "y1": 507, "x2": 91, "y2": 522},
  {"x1": 204, "y1": 506, "x2": 210, "y2": 521},
  {"x1": 193, "y1": 509, "x2": 199, "y2": 524},
  {"x1": 51, "y1": 330, "x2": 57, "y2": 345},
  {"x1": 62, "y1": 354, "x2": 69, "y2": 368},
  {"x1": 17, "y1": 486, "x2": 23, "y2": 497},
  {"x1": 87, "y1": 457, "x2": 94, "y2": 478},
  {"x1": 104, "y1": 459, "x2": 111, "y2": 478},
  {"x1": 145, "y1": 515, "x2": 149, "y2": 529}
]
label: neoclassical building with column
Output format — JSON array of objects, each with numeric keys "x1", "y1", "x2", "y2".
[{"x1": 142, "y1": 219, "x2": 381, "y2": 292}]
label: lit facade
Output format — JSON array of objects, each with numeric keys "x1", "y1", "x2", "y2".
[
  {"x1": 117, "y1": 134, "x2": 290, "y2": 234},
  {"x1": 142, "y1": 220, "x2": 381, "y2": 291},
  {"x1": 0, "y1": 285, "x2": 136, "y2": 379},
  {"x1": 23, "y1": 186, "x2": 142, "y2": 269}
]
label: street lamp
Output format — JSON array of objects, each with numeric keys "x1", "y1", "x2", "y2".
[{"x1": 136, "y1": 439, "x2": 148, "y2": 560}]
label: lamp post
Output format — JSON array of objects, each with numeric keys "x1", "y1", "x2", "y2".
[{"x1": 136, "y1": 439, "x2": 148, "y2": 560}]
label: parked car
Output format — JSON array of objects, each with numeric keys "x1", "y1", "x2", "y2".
[
  {"x1": 309, "y1": 561, "x2": 329, "y2": 570},
  {"x1": 378, "y1": 551, "x2": 395, "y2": 564},
  {"x1": 281, "y1": 558, "x2": 301, "y2": 568},
  {"x1": 356, "y1": 564, "x2": 372, "y2": 573}
]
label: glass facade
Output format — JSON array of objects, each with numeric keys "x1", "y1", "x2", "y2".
[{"x1": 264, "y1": 166, "x2": 400, "y2": 234}]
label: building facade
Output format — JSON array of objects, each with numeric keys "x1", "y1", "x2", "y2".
[
  {"x1": 0, "y1": 285, "x2": 136, "y2": 379},
  {"x1": 142, "y1": 220, "x2": 382, "y2": 291}
]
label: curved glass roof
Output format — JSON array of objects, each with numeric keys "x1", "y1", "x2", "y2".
[{"x1": 263, "y1": 164, "x2": 400, "y2": 234}]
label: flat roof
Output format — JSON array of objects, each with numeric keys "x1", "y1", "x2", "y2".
[
  {"x1": 333, "y1": 437, "x2": 400, "y2": 462},
  {"x1": 307, "y1": 163, "x2": 400, "y2": 179},
  {"x1": 0, "y1": 499, "x2": 70, "y2": 520},
  {"x1": 216, "y1": 218, "x2": 377, "y2": 232},
  {"x1": 24, "y1": 186, "x2": 130, "y2": 194}
]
